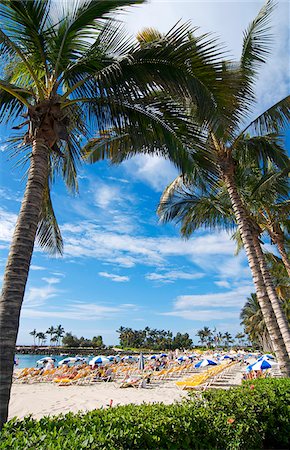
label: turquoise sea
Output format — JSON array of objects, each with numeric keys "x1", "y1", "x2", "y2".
[{"x1": 15, "y1": 354, "x2": 91, "y2": 369}]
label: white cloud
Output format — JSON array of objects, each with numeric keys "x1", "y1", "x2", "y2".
[
  {"x1": 94, "y1": 184, "x2": 121, "y2": 209},
  {"x1": 174, "y1": 284, "x2": 253, "y2": 309},
  {"x1": 24, "y1": 284, "x2": 60, "y2": 308},
  {"x1": 146, "y1": 270, "x2": 204, "y2": 283},
  {"x1": 0, "y1": 143, "x2": 8, "y2": 152},
  {"x1": 0, "y1": 208, "x2": 17, "y2": 242},
  {"x1": 22, "y1": 302, "x2": 124, "y2": 320},
  {"x1": 42, "y1": 277, "x2": 61, "y2": 285},
  {"x1": 30, "y1": 265, "x2": 46, "y2": 271},
  {"x1": 123, "y1": 155, "x2": 178, "y2": 192},
  {"x1": 98, "y1": 271, "x2": 130, "y2": 282},
  {"x1": 162, "y1": 309, "x2": 239, "y2": 321},
  {"x1": 215, "y1": 280, "x2": 231, "y2": 289}
]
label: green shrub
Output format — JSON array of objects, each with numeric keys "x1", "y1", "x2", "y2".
[{"x1": 1, "y1": 379, "x2": 289, "y2": 449}]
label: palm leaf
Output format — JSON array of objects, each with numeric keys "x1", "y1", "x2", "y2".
[
  {"x1": 37, "y1": 181, "x2": 63, "y2": 255},
  {"x1": 240, "y1": 95, "x2": 290, "y2": 135}
]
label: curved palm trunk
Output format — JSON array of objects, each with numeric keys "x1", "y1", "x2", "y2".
[
  {"x1": 253, "y1": 236, "x2": 290, "y2": 355},
  {"x1": 273, "y1": 236, "x2": 290, "y2": 278},
  {"x1": 0, "y1": 139, "x2": 48, "y2": 428},
  {"x1": 223, "y1": 171, "x2": 290, "y2": 374}
]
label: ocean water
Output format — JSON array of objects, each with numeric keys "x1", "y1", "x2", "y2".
[{"x1": 14, "y1": 354, "x2": 91, "y2": 369}]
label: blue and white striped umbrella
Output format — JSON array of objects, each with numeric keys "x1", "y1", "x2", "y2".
[
  {"x1": 195, "y1": 358, "x2": 217, "y2": 368},
  {"x1": 177, "y1": 356, "x2": 188, "y2": 362},
  {"x1": 257, "y1": 354, "x2": 275, "y2": 361},
  {"x1": 122, "y1": 355, "x2": 136, "y2": 362},
  {"x1": 160, "y1": 353, "x2": 168, "y2": 358},
  {"x1": 89, "y1": 356, "x2": 110, "y2": 366},
  {"x1": 247, "y1": 359, "x2": 272, "y2": 372},
  {"x1": 220, "y1": 355, "x2": 232, "y2": 361},
  {"x1": 149, "y1": 355, "x2": 158, "y2": 360},
  {"x1": 36, "y1": 357, "x2": 55, "y2": 366}
]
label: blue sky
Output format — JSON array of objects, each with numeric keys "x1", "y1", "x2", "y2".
[{"x1": 0, "y1": 0, "x2": 289, "y2": 345}]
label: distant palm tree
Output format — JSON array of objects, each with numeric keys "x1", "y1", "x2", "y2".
[
  {"x1": 196, "y1": 327, "x2": 212, "y2": 347},
  {"x1": 235, "y1": 332, "x2": 245, "y2": 346},
  {"x1": 223, "y1": 332, "x2": 233, "y2": 348},
  {"x1": 36, "y1": 332, "x2": 46, "y2": 347},
  {"x1": 46, "y1": 326, "x2": 55, "y2": 346},
  {"x1": 50, "y1": 335, "x2": 58, "y2": 347},
  {"x1": 54, "y1": 325, "x2": 65, "y2": 346},
  {"x1": 29, "y1": 329, "x2": 37, "y2": 346}
]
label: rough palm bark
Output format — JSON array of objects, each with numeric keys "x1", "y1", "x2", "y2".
[
  {"x1": 270, "y1": 228, "x2": 290, "y2": 278},
  {"x1": 0, "y1": 139, "x2": 48, "y2": 428},
  {"x1": 252, "y1": 235, "x2": 290, "y2": 356},
  {"x1": 223, "y1": 167, "x2": 290, "y2": 375}
]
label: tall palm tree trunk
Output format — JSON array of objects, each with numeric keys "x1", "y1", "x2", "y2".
[
  {"x1": 0, "y1": 139, "x2": 48, "y2": 428},
  {"x1": 273, "y1": 237, "x2": 290, "y2": 278},
  {"x1": 252, "y1": 235, "x2": 290, "y2": 355},
  {"x1": 223, "y1": 170, "x2": 290, "y2": 375}
]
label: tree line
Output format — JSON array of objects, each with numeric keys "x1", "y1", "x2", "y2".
[{"x1": 117, "y1": 326, "x2": 248, "y2": 350}]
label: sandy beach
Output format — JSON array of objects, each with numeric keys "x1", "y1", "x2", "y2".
[{"x1": 9, "y1": 382, "x2": 189, "y2": 420}]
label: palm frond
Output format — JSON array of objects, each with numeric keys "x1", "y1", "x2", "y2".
[
  {"x1": 37, "y1": 181, "x2": 63, "y2": 255},
  {"x1": 235, "y1": 0, "x2": 275, "y2": 116},
  {"x1": 240, "y1": 95, "x2": 290, "y2": 135},
  {"x1": 233, "y1": 134, "x2": 290, "y2": 170}
]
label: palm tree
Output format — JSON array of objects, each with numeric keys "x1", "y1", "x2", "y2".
[
  {"x1": 240, "y1": 293, "x2": 272, "y2": 351},
  {"x1": 46, "y1": 326, "x2": 55, "y2": 346},
  {"x1": 196, "y1": 327, "x2": 212, "y2": 347},
  {"x1": 50, "y1": 335, "x2": 58, "y2": 347},
  {"x1": 54, "y1": 325, "x2": 65, "y2": 346},
  {"x1": 0, "y1": 1, "x2": 224, "y2": 427},
  {"x1": 235, "y1": 332, "x2": 245, "y2": 347},
  {"x1": 90, "y1": 1, "x2": 290, "y2": 369},
  {"x1": 29, "y1": 329, "x2": 37, "y2": 347},
  {"x1": 36, "y1": 332, "x2": 46, "y2": 347},
  {"x1": 222, "y1": 332, "x2": 233, "y2": 348}
]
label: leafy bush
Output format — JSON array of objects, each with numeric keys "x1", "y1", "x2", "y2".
[{"x1": 1, "y1": 379, "x2": 289, "y2": 449}]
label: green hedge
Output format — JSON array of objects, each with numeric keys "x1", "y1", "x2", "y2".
[{"x1": 1, "y1": 379, "x2": 289, "y2": 449}]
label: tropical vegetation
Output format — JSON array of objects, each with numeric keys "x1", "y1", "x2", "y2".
[
  {"x1": 117, "y1": 326, "x2": 192, "y2": 350},
  {"x1": 1, "y1": 378, "x2": 289, "y2": 449}
]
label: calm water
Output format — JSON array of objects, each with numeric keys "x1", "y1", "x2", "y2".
[{"x1": 14, "y1": 354, "x2": 91, "y2": 369}]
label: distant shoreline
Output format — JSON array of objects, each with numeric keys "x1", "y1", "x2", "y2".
[{"x1": 15, "y1": 346, "x2": 118, "y2": 356}]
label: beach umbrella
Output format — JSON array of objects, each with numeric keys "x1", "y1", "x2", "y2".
[
  {"x1": 259, "y1": 354, "x2": 275, "y2": 360},
  {"x1": 121, "y1": 355, "x2": 136, "y2": 363},
  {"x1": 107, "y1": 355, "x2": 116, "y2": 361},
  {"x1": 89, "y1": 356, "x2": 110, "y2": 366},
  {"x1": 138, "y1": 352, "x2": 145, "y2": 371},
  {"x1": 177, "y1": 356, "x2": 188, "y2": 362},
  {"x1": 149, "y1": 355, "x2": 158, "y2": 360},
  {"x1": 160, "y1": 353, "x2": 168, "y2": 358},
  {"x1": 195, "y1": 359, "x2": 217, "y2": 368},
  {"x1": 58, "y1": 357, "x2": 83, "y2": 366},
  {"x1": 220, "y1": 355, "x2": 232, "y2": 361},
  {"x1": 36, "y1": 357, "x2": 55, "y2": 366},
  {"x1": 247, "y1": 359, "x2": 272, "y2": 372}
]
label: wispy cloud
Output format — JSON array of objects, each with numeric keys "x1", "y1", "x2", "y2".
[
  {"x1": 42, "y1": 277, "x2": 61, "y2": 285},
  {"x1": 98, "y1": 271, "x2": 130, "y2": 282},
  {"x1": 123, "y1": 155, "x2": 178, "y2": 192},
  {"x1": 146, "y1": 270, "x2": 204, "y2": 283},
  {"x1": 30, "y1": 265, "x2": 46, "y2": 271},
  {"x1": 161, "y1": 283, "x2": 253, "y2": 322}
]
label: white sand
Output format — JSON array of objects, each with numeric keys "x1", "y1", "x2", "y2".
[{"x1": 9, "y1": 382, "x2": 189, "y2": 420}]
